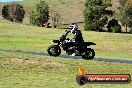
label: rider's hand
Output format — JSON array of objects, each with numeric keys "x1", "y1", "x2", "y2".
[{"x1": 70, "y1": 38, "x2": 75, "y2": 42}]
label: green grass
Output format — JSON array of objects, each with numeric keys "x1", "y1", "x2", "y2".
[
  {"x1": 0, "y1": 52, "x2": 132, "y2": 88},
  {"x1": 0, "y1": 21, "x2": 132, "y2": 88},
  {"x1": 0, "y1": 22, "x2": 131, "y2": 60},
  {"x1": 0, "y1": 1, "x2": 132, "y2": 87}
]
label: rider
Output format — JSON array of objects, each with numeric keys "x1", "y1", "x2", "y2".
[
  {"x1": 64, "y1": 22, "x2": 84, "y2": 56},
  {"x1": 70, "y1": 22, "x2": 84, "y2": 45}
]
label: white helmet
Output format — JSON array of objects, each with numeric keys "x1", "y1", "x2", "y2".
[{"x1": 70, "y1": 23, "x2": 78, "y2": 34}]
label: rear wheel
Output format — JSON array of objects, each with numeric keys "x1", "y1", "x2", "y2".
[
  {"x1": 82, "y1": 48, "x2": 95, "y2": 60},
  {"x1": 47, "y1": 45, "x2": 61, "y2": 56}
]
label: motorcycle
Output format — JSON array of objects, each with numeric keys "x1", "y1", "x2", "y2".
[{"x1": 47, "y1": 31, "x2": 96, "y2": 60}]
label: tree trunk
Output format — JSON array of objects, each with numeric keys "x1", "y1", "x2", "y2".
[{"x1": 126, "y1": 24, "x2": 127, "y2": 32}]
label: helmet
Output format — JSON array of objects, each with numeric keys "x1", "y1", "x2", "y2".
[
  {"x1": 70, "y1": 23, "x2": 78, "y2": 29},
  {"x1": 70, "y1": 22, "x2": 78, "y2": 34}
]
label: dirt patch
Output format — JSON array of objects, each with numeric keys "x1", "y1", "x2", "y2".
[
  {"x1": 10, "y1": 58, "x2": 23, "y2": 64},
  {"x1": 10, "y1": 57, "x2": 65, "y2": 67}
]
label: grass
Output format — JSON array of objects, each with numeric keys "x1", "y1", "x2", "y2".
[
  {"x1": 0, "y1": 52, "x2": 132, "y2": 88},
  {"x1": 0, "y1": 1, "x2": 132, "y2": 87},
  {"x1": 0, "y1": 20, "x2": 132, "y2": 88},
  {"x1": 83, "y1": 31, "x2": 132, "y2": 60},
  {"x1": 0, "y1": 21, "x2": 131, "y2": 60}
]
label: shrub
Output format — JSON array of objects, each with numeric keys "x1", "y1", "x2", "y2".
[
  {"x1": 2, "y1": 3, "x2": 25, "y2": 23},
  {"x1": 2, "y1": 5, "x2": 9, "y2": 19},
  {"x1": 110, "y1": 25, "x2": 121, "y2": 33},
  {"x1": 107, "y1": 19, "x2": 121, "y2": 33},
  {"x1": 29, "y1": 1, "x2": 49, "y2": 27}
]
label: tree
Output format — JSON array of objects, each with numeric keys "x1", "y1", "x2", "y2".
[
  {"x1": 2, "y1": 3, "x2": 25, "y2": 23},
  {"x1": 119, "y1": 0, "x2": 132, "y2": 33},
  {"x1": 125, "y1": 5, "x2": 132, "y2": 32},
  {"x1": 84, "y1": 0, "x2": 113, "y2": 31},
  {"x1": 50, "y1": 9, "x2": 61, "y2": 28},
  {"x1": 119, "y1": 0, "x2": 129, "y2": 32},
  {"x1": 30, "y1": 0, "x2": 49, "y2": 26},
  {"x1": 119, "y1": 0, "x2": 127, "y2": 6}
]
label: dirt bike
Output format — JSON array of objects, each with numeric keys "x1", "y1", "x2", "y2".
[{"x1": 47, "y1": 31, "x2": 96, "y2": 60}]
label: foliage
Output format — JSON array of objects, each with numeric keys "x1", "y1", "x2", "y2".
[
  {"x1": 2, "y1": 5, "x2": 9, "y2": 19},
  {"x1": 119, "y1": 0, "x2": 132, "y2": 32},
  {"x1": 107, "y1": 19, "x2": 121, "y2": 33},
  {"x1": 2, "y1": 3, "x2": 25, "y2": 23},
  {"x1": 125, "y1": 5, "x2": 132, "y2": 27},
  {"x1": 50, "y1": 10, "x2": 60, "y2": 28},
  {"x1": 119, "y1": 0, "x2": 127, "y2": 6},
  {"x1": 130, "y1": 28, "x2": 132, "y2": 34},
  {"x1": 29, "y1": 1, "x2": 49, "y2": 26},
  {"x1": 110, "y1": 25, "x2": 121, "y2": 33},
  {"x1": 84, "y1": 0, "x2": 113, "y2": 31}
]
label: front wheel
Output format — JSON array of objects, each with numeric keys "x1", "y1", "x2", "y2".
[
  {"x1": 82, "y1": 48, "x2": 95, "y2": 60},
  {"x1": 47, "y1": 45, "x2": 61, "y2": 56}
]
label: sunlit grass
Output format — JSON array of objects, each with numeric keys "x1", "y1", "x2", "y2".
[
  {"x1": 0, "y1": 22, "x2": 132, "y2": 59},
  {"x1": 0, "y1": 52, "x2": 132, "y2": 88}
]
